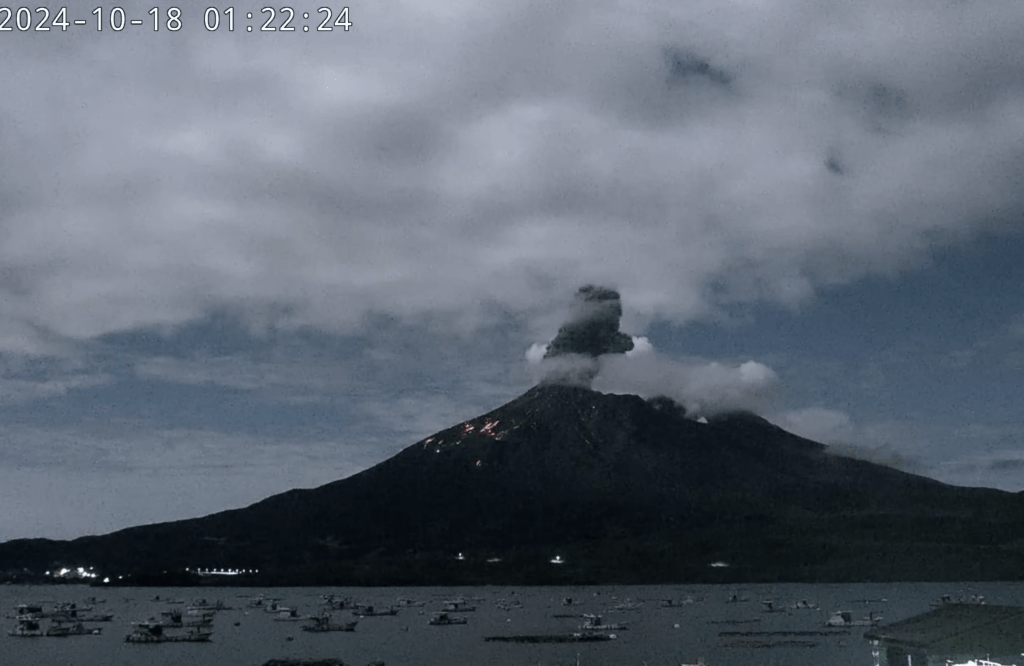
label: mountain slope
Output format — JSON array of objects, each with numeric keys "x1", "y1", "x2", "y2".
[{"x1": 2, "y1": 384, "x2": 1023, "y2": 583}]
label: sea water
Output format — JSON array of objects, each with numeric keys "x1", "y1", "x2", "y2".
[{"x1": 3, "y1": 582, "x2": 1024, "y2": 666}]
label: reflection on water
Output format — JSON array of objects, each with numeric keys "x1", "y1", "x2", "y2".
[{"x1": 3, "y1": 582, "x2": 1024, "y2": 666}]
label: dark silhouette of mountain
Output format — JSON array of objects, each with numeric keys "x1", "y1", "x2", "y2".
[{"x1": 3, "y1": 384, "x2": 1024, "y2": 584}]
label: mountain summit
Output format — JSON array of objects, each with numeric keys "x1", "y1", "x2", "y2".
[{"x1": 2, "y1": 384, "x2": 1024, "y2": 584}]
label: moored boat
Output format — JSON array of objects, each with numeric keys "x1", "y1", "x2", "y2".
[
  {"x1": 441, "y1": 599, "x2": 476, "y2": 612},
  {"x1": 355, "y1": 604, "x2": 399, "y2": 617},
  {"x1": 187, "y1": 598, "x2": 231, "y2": 612},
  {"x1": 824, "y1": 610, "x2": 882, "y2": 627},
  {"x1": 125, "y1": 620, "x2": 212, "y2": 643},
  {"x1": 429, "y1": 612, "x2": 468, "y2": 626},
  {"x1": 580, "y1": 614, "x2": 628, "y2": 631},
  {"x1": 46, "y1": 621, "x2": 103, "y2": 636},
  {"x1": 8, "y1": 617, "x2": 45, "y2": 637},
  {"x1": 7, "y1": 604, "x2": 45, "y2": 619},
  {"x1": 301, "y1": 612, "x2": 357, "y2": 633}
]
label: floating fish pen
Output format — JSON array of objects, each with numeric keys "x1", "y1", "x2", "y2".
[
  {"x1": 719, "y1": 640, "x2": 819, "y2": 649},
  {"x1": 46, "y1": 621, "x2": 103, "y2": 637},
  {"x1": 125, "y1": 623, "x2": 213, "y2": 643},
  {"x1": 718, "y1": 630, "x2": 851, "y2": 637},
  {"x1": 484, "y1": 632, "x2": 616, "y2": 643}
]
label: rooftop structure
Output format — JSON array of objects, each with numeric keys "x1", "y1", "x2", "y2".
[{"x1": 864, "y1": 604, "x2": 1024, "y2": 666}]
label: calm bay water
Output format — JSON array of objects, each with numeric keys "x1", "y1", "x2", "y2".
[{"x1": 4, "y1": 582, "x2": 1024, "y2": 666}]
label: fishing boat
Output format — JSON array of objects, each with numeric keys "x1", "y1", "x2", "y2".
[
  {"x1": 355, "y1": 604, "x2": 398, "y2": 617},
  {"x1": 441, "y1": 599, "x2": 476, "y2": 612},
  {"x1": 825, "y1": 610, "x2": 882, "y2": 627},
  {"x1": 320, "y1": 595, "x2": 353, "y2": 610},
  {"x1": 7, "y1": 604, "x2": 45, "y2": 619},
  {"x1": 160, "y1": 609, "x2": 213, "y2": 628},
  {"x1": 580, "y1": 614, "x2": 629, "y2": 631},
  {"x1": 301, "y1": 612, "x2": 357, "y2": 632},
  {"x1": 429, "y1": 612, "x2": 468, "y2": 626},
  {"x1": 45, "y1": 621, "x2": 103, "y2": 636},
  {"x1": 8, "y1": 617, "x2": 45, "y2": 637},
  {"x1": 187, "y1": 598, "x2": 231, "y2": 612},
  {"x1": 273, "y1": 608, "x2": 307, "y2": 621},
  {"x1": 125, "y1": 620, "x2": 212, "y2": 643},
  {"x1": 608, "y1": 601, "x2": 643, "y2": 612}
]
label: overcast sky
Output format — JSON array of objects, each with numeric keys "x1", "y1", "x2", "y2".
[{"x1": 1, "y1": 0, "x2": 1022, "y2": 541}]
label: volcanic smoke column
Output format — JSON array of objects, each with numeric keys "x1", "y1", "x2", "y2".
[{"x1": 540, "y1": 285, "x2": 634, "y2": 386}]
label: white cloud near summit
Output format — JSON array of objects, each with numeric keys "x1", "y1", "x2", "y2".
[
  {"x1": 595, "y1": 353, "x2": 779, "y2": 417},
  {"x1": 1, "y1": 0, "x2": 1023, "y2": 351}
]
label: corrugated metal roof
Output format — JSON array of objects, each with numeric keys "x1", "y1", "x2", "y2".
[{"x1": 864, "y1": 604, "x2": 1024, "y2": 656}]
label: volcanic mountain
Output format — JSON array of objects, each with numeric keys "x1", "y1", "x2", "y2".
[{"x1": 3, "y1": 384, "x2": 1024, "y2": 584}]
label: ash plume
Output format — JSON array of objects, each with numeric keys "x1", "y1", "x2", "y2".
[
  {"x1": 532, "y1": 285, "x2": 634, "y2": 387},
  {"x1": 528, "y1": 286, "x2": 779, "y2": 414},
  {"x1": 544, "y1": 286, "x2": 634, "y2": 359}
]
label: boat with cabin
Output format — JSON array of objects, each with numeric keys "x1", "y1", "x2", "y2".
[
  {"x1": 580, "y1": 614, "x2": 629, "y2": 631},
  {"x1": 355, "y1": 604, "x2": 399, "y2": 617},
  {"x1": 441, "y1": 599, "x2": 477, "y2": 612},
  {"x1": 8, "y1": 617, "x2": 45, "y2": 637},
  {"x1": 429, "y1": 612, "x2": 468, "y2": 626},
  {"x1": 301, "y1": 612, "x2": 357, "y2": 632},
  {"x1": 125, "y1": 620, "x2": 212, "y2": 643},
  {"x1": 825, "y1": 610, "x2": 883, "y2": 627},
  {"x1": 45, "y1": 620, "x2": 103, "y2": 636}
]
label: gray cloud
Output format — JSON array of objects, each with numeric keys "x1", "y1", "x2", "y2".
[
  {"x1": 3, "y1": 0, "x2": 1024, "y2": 537},
  {"x1": 0, "y1": 0, "x2": 1021, "y2": 351}
]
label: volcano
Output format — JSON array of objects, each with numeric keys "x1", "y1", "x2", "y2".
[{"x1": 3, "y1": 384, "x2": 1024, "y2": 584}]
